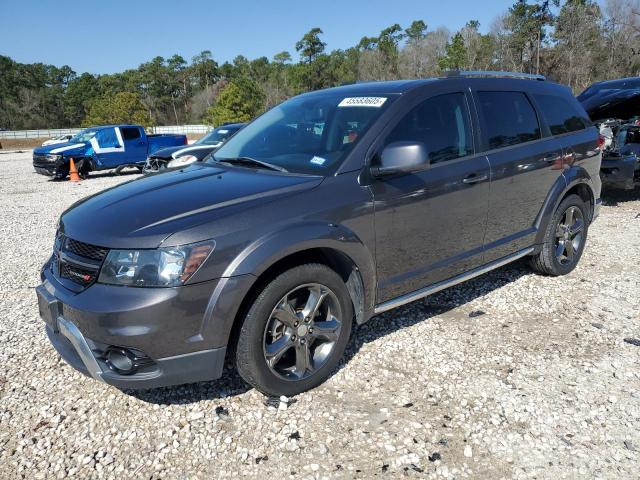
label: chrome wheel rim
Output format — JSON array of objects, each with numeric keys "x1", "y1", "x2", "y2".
[
  {"x1": 263, "y1": 283, "x2": 342, "y2": 381},
  {"x1": 555, "y1": 205, "x2": 584, "y2": 265}
]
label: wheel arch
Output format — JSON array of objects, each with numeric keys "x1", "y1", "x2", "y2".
[
  {"x1": 200, "y1": 223, "x2": 377, "y2": 355},
  {"x1": 533, "y1": 167, "x2": 596, "y2": 247}
]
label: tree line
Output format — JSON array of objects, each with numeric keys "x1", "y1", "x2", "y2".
[{"x1": 1, "y1": 0, "x2": 638, "y2": 130}]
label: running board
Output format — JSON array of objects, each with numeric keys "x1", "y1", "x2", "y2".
[{"x1": 373, "y1": 247, "x2": 534, "y2": 314}]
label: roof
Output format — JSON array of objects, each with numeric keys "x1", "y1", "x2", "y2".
[
  {"x1": 299, "y1": 72, "x2": 556, "y2": 98},
  {"x1": 83, "y1": 124, "x2": 141, "y2": 130},
  {"x1": 301, "y1": 79, "x2": 437, "y2": 97}
]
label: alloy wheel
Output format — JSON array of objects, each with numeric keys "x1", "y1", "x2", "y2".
[
  {"x1": 262, "y1": 283, "x2": 342, "y2": 381},
  {"x1": 554, "y1": 205, "x2": 584, "y2": 265}
]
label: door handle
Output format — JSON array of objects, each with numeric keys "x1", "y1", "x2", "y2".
[{"x1": 462, "y1": 173, "x2": 488, "y2": 184}]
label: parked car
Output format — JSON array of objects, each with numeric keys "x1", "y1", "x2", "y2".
[
  {"x1": 42, "y1": 134, "x2": 74, "y2": 146},
  {"x1": 143, "y1": 123, "x2": 245, "y2": 173},
  {"x1": 37, "y1": 72, "x2": 601, "y2": 396},
  {"x1": 32, "y1": 125, "x2": 187, "y2": 179},
  {"x1": 577, "y1": 77, "x2": 640, "y2": 190}
]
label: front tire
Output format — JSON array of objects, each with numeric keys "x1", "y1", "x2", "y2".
[
  {"x1": 236, "y1": 264, "x2": 353, "y2": 397},
  {"x1": 529, "y1": 194, "x2": 589, "y2": 276}
]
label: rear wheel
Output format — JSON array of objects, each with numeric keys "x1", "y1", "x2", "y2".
[
  {"x1": 529, "y1": 194, "x2": 589, "y2": 276},
  {"x1": 236, "y1": 264, "x2": 353, "y2": 396}
]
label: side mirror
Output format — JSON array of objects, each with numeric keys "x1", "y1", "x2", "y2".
[{"x1": 370, "y1": 141, "x2": 429, "y2": 177}]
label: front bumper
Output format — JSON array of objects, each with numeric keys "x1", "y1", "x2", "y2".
[
  {"x1": 36, "y1": 268, "x2": 229, "y2": 389},
  {"x1": 600, "y1": 153, "x2": 639, "y2": 190},
  {"x1": 33, "y1": 155, "x2": 65, "y2": 177}
]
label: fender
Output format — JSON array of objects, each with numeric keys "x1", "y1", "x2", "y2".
[
  {"x1": 533, "y1": 165, "x2": 596, "y2": 247},
  {"x1": 195, "y1": 221, "x2": 377, "y2": 350}
]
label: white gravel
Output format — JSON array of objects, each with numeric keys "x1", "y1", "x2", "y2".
[{"x1": 0, "y1": 150, "x2": 639, "y2": 479}]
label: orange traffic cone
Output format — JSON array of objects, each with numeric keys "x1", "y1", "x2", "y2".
[{"x1": 69, "y1": 158, "x2": 81, "y2": 182}]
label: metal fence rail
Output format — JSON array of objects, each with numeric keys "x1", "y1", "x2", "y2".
[{"x1": 0, "y1": 125, "x2": 212, "y2": 140}]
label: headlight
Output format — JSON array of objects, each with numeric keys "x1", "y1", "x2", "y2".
[
  {"x1": 167, "y1": 155, "x2": 198, "y2": 169},
  {"x1": 98, "y1": 240, "x2": 214, "y2": 287},
  {"x1": 46, "y1": 154, "x2": 62, "y2": 162}
]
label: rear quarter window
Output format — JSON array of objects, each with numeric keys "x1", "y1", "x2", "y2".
[
  {"x1": 477, "y1": 91, "x2": 541, "y2": 150},
  {"x1": 533, "y1": 93, "x2": 590, "y2": 135}
]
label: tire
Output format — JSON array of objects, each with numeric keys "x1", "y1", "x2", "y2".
[
  {"x1": 78, "y1": 159, "x2": 91, "y2": 179},
  {"x1": 236, "y1": 263, "x2": 353, "y2": 397},
  {"x1": 54, "y1": 165, "x2": 69, "y2": 180},
  {"x1": 529, "y1": 194, "x2": 589, "y2": 276}
]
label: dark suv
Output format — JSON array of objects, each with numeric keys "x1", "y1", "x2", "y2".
[{"x1": 37, "y1": 72, "x2": 602, "y2": 396}]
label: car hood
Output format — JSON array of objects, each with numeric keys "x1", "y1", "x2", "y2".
[
  {"x1": 60, "y1": 163, "x2": 323, "y2": 249},
  {"x1": 150, "y1": 144, "x2": 219, "y2": 159},
  {"x1": 34, "y1": 141, "x2": 87, "y2": 156},
  {"x1": 579, "y1": 88, "x2": 640, "y2": 122}
]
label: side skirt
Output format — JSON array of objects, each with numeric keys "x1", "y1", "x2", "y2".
[{"x1": 373, "y1": 247, "x2": 534, "y2": 315}]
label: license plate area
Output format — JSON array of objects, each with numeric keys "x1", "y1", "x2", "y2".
[{"x1": 36, "y1": 285, "x2": 61, "y2": 333}]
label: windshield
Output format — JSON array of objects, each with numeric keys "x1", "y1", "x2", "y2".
[
  {"x1": 196, "y1": 126, "x2": 239, "y2": 145},
  {"x1": 70, "y1": 129, "x2": 97, "y2": 143},
  {"x1": 210, "y1": 93, "x2": 394, "y2": 175}
]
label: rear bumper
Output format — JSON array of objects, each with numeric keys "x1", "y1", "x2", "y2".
[{"x1": 600, "y1": 154, "x2": 639, "y2": 190}]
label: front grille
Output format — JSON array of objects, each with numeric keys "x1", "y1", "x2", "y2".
[
  {"x1": 65, "y1": 238, "x2": 108, "y2": 261},
  {"x1": 60, "y1": 263, "x2": 96, "y2": 287},
  {"x1": 52, "y1": 233, "x2": 108, "y2": 289},
  {"x1": 33, "y1": 154, "x2": 51, "y2": 166}
]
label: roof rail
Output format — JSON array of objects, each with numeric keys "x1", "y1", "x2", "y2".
[{"x1": 442, "y1": 70, "x2": 546, "y2": 81}]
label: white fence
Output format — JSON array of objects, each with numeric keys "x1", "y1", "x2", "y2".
[{"x1": 0, "y1": 124, "x2": 212, "y2": 140}]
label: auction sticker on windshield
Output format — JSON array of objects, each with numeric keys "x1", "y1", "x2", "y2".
[{"x1": 338, "y1": 97, "x2": 387, "y2": 107}]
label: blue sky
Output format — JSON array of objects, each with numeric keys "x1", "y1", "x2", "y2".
[{"x1": 2, "y1": 0, "x2": 521, "y2": 74}]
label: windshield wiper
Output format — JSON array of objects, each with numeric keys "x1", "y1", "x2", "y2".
[{"x1": 217, "y1": 156, "x2": 288, "y2": 173}]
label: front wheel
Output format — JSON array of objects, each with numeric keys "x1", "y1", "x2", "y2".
[
  {"x1": 236, "y1": 264, "x2": 353, "y2": 397},
  {"x1": 529, "y1": 194, "x2": 589, "y2": 276}
]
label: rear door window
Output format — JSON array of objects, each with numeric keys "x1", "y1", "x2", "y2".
[
  {"x1": 121, "y1": 127, "x2": 141, "y2": 141},
  {"x1": 385, "y1": 92, "x2": 474, "y2": 164},
  {"x1": 477, "y1": 91, "x2": 541, "y2": 150},
  {"x1": 533, "y1": 94, "x2": 590, "y2": 135}
]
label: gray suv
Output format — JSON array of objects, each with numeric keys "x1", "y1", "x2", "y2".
[{"x1": 37, "y1": 72, "x2": 602, "y2": 396}]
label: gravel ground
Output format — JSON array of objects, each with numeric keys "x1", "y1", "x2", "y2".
[{"x1": 0, "y1": 150, "x2": 638, "y2": 479}]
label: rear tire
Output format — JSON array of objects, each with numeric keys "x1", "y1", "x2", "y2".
[
  {"x1": 529, "y1": 194, "x2": 589, "y2": 276},
  {"x1": 236, "y1": 264, "x2": 353, "y2": 397}
]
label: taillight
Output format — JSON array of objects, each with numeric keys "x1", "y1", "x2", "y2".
[{"x1": 597, "y1": 134, "x2": 605, "y2": 150}]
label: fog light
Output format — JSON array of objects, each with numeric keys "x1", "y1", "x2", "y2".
[{"x1": 104, "y1": 347, "x2": 152, "y2": 375}]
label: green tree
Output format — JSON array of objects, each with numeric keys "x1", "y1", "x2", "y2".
[
  {"x1": 83, "y1": 92, "x2": 151, "y2": 127},
  {"x1": 204, "y1": 79, "x2": 265, "y2": 126},
  {"x1": 64, "y1": 73, "x2": 101, "y2": 126},
  {"x1": 439, "y1": 32, "x2": 468, "y2": 70},
  {"x1": 296, "y1": 28, "x2": 326, "y2": 63},
  {"x1": 191, "y1": 50, "x2": 219, "y2": 90},
  {"x1": 405, "y1": 20, "x2": 428, "y2": 43},
  {"x1": 273, "y1": 51, "x2": 292, "y2": 64}
]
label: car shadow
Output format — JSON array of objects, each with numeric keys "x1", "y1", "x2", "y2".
[
  {"x1": 601, "y1": 186, "x2": 640, "y2": 206},
  {"x1": 128, "y1": 259, "x2": 532, "y2": 405},
  {"x1": 340, "y1": 259, "x2": 531, "y2": 371}
]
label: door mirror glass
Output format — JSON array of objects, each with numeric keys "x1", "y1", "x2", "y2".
[{"x1": 371, "y1": 141, "x2": 429, "y2": 176}]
